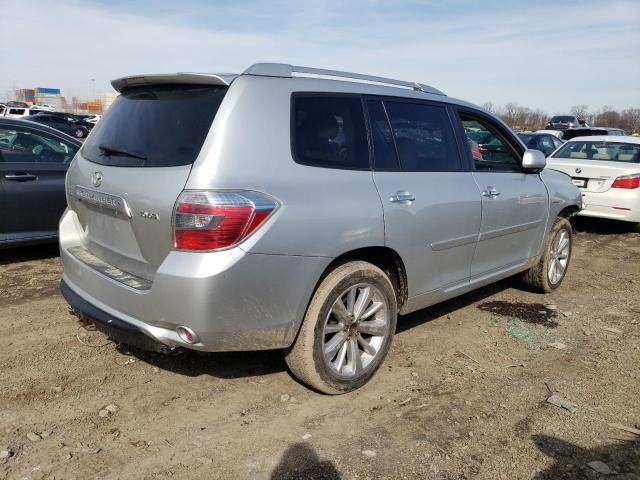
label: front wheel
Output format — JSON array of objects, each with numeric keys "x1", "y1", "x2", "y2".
[
  {"x1": 521, "y1": 217, "x2": 573, "y2": 293},
  {"x1": 74, "y1": 128, "x2": 85, "y2": 138},
  {"x1": 285, "y1": 261, "x2": 398, "y2": 394}
]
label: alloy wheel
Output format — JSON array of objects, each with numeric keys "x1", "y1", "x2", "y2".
[{"x1": 322, "y1": 283, "x2": 390, "y2": 378}]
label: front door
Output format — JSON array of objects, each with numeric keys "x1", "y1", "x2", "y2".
[
  {"x1": 368, "y1": 99, "x2": 482, "y2": 311},
  {"x1": 0, "y1": 123, "x2": 78, "y2": 240},
  {"x1": 455, "y1": 110, "x2": 548, "y2": 279}
]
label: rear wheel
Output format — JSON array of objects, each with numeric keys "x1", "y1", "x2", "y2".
[
  {"x1": 521, "y1": 217, "x2": 573, "y2": 293},
  {"x1": 74, "y1": 128, "x2": 85, "y2": 138},
  {"x1": 285, "y1": 261, "x2": 397, "y2": 394}
]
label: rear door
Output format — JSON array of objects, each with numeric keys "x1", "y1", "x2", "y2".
[
  {"x1": 454, "y1": 110, "x2": 548, "y2": 278},
  {"x1": 65, "y1": 83, "x2": 228, "y2": 279},
  {"x1": 368, "y1": 99, "x2": 481, "y2": 308},
  {"x1": 0, "y1": 123, "x2": 78, "y2": 239}
]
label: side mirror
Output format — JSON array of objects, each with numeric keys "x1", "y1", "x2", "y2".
[{"x1": 522, "y1": 149, "x2": 546, "y2": 170}]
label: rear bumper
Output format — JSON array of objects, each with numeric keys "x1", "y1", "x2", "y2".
[
  {"x1": 59, "y1": 212, "x2": 330, "y2": 352},
  {"x1": 578, "y1": 190, "x2": 640, "y2": 223},
  {"x1": 61, "y1": 280, "x2": 173, "y2": 353}
]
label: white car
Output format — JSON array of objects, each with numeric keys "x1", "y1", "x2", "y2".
[
  {"x1": 84, "y1": 114, "x2": 101, "y2": 124},
  {"x1": 547, "y1": 136, "x2": 640, "y2": 225}
]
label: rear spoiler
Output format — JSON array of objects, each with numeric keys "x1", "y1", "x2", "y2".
[{"x1": 111, "y1": 73, "x2": 238, "y2": 92}]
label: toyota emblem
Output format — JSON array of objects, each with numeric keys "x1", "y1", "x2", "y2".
[
  {"x1": 575, "y1": 168, "x2": 582, "y2": 174},
  {"x1": 92, "y1": 171, "x2": 103, "y2": 188}
]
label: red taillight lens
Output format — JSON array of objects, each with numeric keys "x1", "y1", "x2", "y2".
[
  {"x1": 611, "y1": 175, "x2": 640, "y2": 189},
  {"x1": 174, "y1": 191, "x2": 279, "y2": 251}
]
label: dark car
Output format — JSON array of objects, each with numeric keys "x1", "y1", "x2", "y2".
[
  {"x1": 47, "y1": 112, "x2": 96, "y2": 131},
  {"x1": 27, "y1": 113, "x2": 90, "y2": 138},
  {"x1": 517, "y1": 132, "x2": 564, "y2": 157},
  {"x1": 562, "y1": 127, "x2": 626, "y2": 141},
  {"x1": 0, "y1": 118, "x2": 81, "y2": 247},
  {"x1": 545, "y1": 115, "x2": 587, "y2": 130}
]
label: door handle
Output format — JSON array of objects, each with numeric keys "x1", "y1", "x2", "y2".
[
  {"x1": 389, "y1": 191, "x2": 416, "y2": 205},
  {"x1": 481, "y1": 187, "x2": 500, "y2": 198},
  {"x1": 4, "y1": 173, "x2": 37, "y2": 182}
]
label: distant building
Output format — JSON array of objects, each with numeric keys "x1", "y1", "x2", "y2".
[
  {"x1": 34, "y1": 87, "x2": 63, "y2": 110},
  {"x1": 15, "y1": 89, "x2": 35, "y2": 105},
  {"x1": 101, "y1": 91, "x2": 119, "y2": 111}
]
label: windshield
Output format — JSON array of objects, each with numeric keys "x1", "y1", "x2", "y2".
[
  {"x1": 551, "y1": 116, "x2": 574, "y2": 122},
  {"x1": 552, "y1": 141, "x2": 640, "y2": 163},
  {"x1": 82, "y1": 84, "x2": 227, "y2": 167}
]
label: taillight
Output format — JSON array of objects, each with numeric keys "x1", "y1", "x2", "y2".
[
  {"x1": 174, "y1": 191, "x2": 279, "y2": 251},
  {"x1": 611, "y1": 174, "x2": 640, "y2": 189}
]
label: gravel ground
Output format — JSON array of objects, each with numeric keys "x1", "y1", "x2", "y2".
[{"x1": 0, "y1": 217, "x2": 638, "y2": 480}]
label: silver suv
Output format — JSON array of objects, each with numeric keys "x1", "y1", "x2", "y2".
[{"x1": 60, "y1": 63, "x2": 582, "y2": 393}]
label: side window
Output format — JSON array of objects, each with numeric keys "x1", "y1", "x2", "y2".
[
  {"x1": 0, "y1": 125, "x2": 78, "y2": 163},
  {"x1": 384, "y1": 101, "x2": 461, "y2": 171},
  {"x1": 293, "y1": 95, "x2": 369, "y2": 170},
  {"x1": 552, "y1": 137, "x2": 563, "y2": 149},
  {"x1": 367, "y1": 100, "x2": 399, "y2": 170},
  {"x1": 540, "y1": 136, "x2": 556, "y2": 152},
  {"x1": 459, "y1": 113, "x2": 521, "y2": 170}
]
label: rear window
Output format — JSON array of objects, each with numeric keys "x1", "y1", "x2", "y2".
[
  {"x1": 551, "y1": 116, "x2": 575, "y2": 122},
  {"x1": 82, "y1": 85, "x2": 227, "y2": 167},
  {"x1": 292, "y1": 94, "x2": 369, "y2": 170},
  {"x1": 552, "y1": 141, "x2": 640, "y2": 163},
  {"x1": 562, "y1": 129, "x2": 608, "y2": 140}
]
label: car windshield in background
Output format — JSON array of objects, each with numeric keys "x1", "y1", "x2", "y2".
[
  {"x1": 82, "y1": 85, "x2": 227, "y2": 167},
  {"x1": 552, "y1": 116, "x2": 574, "y2": 122},
  {"x1": 552, "y1": 141, "x2": 640, "y2": 163}
]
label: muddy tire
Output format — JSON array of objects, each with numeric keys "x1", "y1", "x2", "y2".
[
  {"x1": 285, "y1": 261, "x2": 397, "y2": 394},
  {"x1": 521, "y1": 217, "x2": 573, "y2": 293}
]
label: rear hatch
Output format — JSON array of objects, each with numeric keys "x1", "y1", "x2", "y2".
[{"x1": 66, "y1": 79, "x2": 229, "y2": 280}]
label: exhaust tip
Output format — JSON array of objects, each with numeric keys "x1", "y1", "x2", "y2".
[{"x1": 176, "y1": 326, "x2": 199, "y2": 344}]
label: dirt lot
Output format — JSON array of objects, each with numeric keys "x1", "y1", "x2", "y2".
[{"x1": 0, "y1": 218, "x2": 638, "y2": 480}]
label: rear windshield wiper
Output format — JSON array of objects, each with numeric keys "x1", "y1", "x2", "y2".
[{"x1": 98, "y1": 144, "x2": 147, "y2": 160}]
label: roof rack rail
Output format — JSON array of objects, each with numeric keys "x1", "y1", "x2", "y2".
[{"x1": 243, "y1": 63, "x2": 445, "y2": 96}]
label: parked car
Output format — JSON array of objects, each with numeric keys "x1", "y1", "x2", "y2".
[
  {"x1": 517, "y1": 132, "x2": 564, "y2": 157},
  {"x1": 30, "y1": 104, "x2": 55, "y2": 113},
  {"x1": 545, "y1": 115, "x2": 587, "y2": 130},
  {"x1": 59, "y1": 63, "x2": 582, "y2": 394},
  {"x1": 27, "y1": 113, "x2": 90, "y2": 138},
  {"x1": 3, "y1": 106, "x2": 30, "y2": 119},
  {"x1": 84, "y1": 114, "x2": 102, "y2": 125},
  {"x1": 0, "y1": 118, "x2": 81, "y2": 247},
  {"x1": 562, "y1": 127, "x2": 626, "y2": 141},
  {"x1": 47, "y1": 112, "x2": 96, "y2": 131},
  {"x1": 547, "y1": 136, "x2": 640, "y2": 226}
]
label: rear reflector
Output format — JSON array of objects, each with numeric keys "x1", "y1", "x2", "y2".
[
  {"x1": 611, "y1": 174, "x2": 640, "y2": 189},
  {"x1": 174, "y1": 191, "x2": 279, "y2": 251}
]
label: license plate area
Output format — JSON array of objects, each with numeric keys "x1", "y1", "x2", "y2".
[{"x1": 571, "y1": 177, "x2": 588, "y2": 188}]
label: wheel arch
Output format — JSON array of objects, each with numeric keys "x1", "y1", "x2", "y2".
[{"x1": 289, "y1": 246, "x2": 408, "y2": 347}]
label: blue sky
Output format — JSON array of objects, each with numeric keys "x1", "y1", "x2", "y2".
[{"x1": 1, "y1": 0, "x2": 639, "y2": 113}]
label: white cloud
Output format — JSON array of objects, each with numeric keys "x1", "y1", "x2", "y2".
[{"x1": 1, "y1": 0, "x2": 638, "y2": 111}]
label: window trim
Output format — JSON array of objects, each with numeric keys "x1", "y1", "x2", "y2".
[
  {"x1": 365, "y1": 95, "x2": 467, "y2": 173},
  {"x1": 454, "y1": 107, "x2": 527, "y2": 173},
  {"x1": 290, "y1": 92, "x2": 373, "y2": 171}
]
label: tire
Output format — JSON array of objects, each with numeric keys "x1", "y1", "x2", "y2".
[
  {"x1": 520, "y1": 217, "x2": 573, "y2": 293},
  {"x1": 285, "y1": 261, "x2": 398, "y2": 394},
  {"x1": 74, "y1": 129, "x2": 84, "y2": 138}
]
